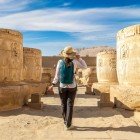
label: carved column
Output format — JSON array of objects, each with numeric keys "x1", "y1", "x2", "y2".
[
  {"x1": 0, "y1": 29, "x2": 23, "y2": 83},
  {"x1": 92, "y1": 50, "x2": 118, "y2": 107},
  {"x1": 110, "y1": 24, "x2": 140, "y2": 110}
]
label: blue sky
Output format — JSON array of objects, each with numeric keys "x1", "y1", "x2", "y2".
[{"x1": 0, "y1": 0, "x2": 140, "y2": 56}]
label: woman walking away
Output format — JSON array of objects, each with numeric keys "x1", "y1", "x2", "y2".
[{"x1": 48, "y1": 46, "x2": 87, "y2": 130}]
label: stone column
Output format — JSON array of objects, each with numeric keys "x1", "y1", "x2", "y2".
[
  {"x1": 110, "y1": 24, "x2": 140, "y2": 110},
  {"x1": 0, "y1": 29, "x2": 26, "y2": 111},
  {"x1": 0, "y1": 29, "x2": 23, "y2": 83},
  {"x1": 92, "y1": 50, "x2": 118, "y2": 107},
  {"x1": 23, "y1": 47, "x2": 42, "y2": 82},
  {"x1": 23, "y1": 47, "x2": 46, "y2": 95}
]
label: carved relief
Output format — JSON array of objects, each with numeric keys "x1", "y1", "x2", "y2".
[
  {"x1": 109, "y1": 58, "x2": 116, "y2": 69},
  {"x1": 23, "y1": 47, "x2": 42, "y2": 82},
  {"x1": 0, "y1": 29, "x2": 23, "y2": 83},
  {"x1": 120, "y1": 44, "x2": 129, "y2": 59},
  {"x1": 117, "y1": 24, "x2": 140, "y2": 85},
  {"x1": 97, "y1": 50, "x2": 118, "y2": 83},
  {"x1": 98, "y1": 59, "x2": 103, "y2": 67}
]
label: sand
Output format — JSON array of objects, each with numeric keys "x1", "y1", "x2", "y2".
[{"x1": 0, "y1": 87, "x2": 139, "y2": 140}]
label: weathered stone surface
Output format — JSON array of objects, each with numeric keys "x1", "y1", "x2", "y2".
[
  {"x1": 27, "y1": 82, "x2": 47, "y2": 95},
  {"x1": 112, "y1": 25, "x2": 140, "y2": 110},
  {"x1": 42, "y1": 73, "x2": 51, "y2": 83},
  {"x1": 134, "y1": 111, "x2": 140, "y2": 121},
  {"x1": 85, "y1": 85, "x2": 93, "y2": 94},
  {"x1": 30, "y1": 93, "x2": 41, "y2": 103},
  {"x1": 110, "y1": 85, "x2": 140, "y2": 110},
  {"x1": 80, "y1": 67, "x2": 97, "y2": 86},
  {"x1": 23, "y1": 47, "x2": 42, "y2": 82},
  {"x1": 97, "y1": 50, "x2": 118, "y2": 83},
  {"x1": 0, "y1": 29, "x2": 23, "y2": 83},
  {"x1": 0, "y1": 84, "x2": 30, "y2": 111},
  {"x1": 117, "y1": 24, "x2": 140, "y2": 85},
  {"x1": 28, "y1": 102, "x2": 43, "y2": 110},
  {"x1": 42, "y1": 56, "x2": 96, "y2": 68},
  {"x1": 92, "y1": 82, "x2": 117, "y2": 107}
]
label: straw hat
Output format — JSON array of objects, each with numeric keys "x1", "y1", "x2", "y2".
[{"x1": 61, "y1": 46, "x2": 76, "y2": 59}]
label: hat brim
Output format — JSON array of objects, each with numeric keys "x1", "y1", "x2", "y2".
[{"x1": 61, "y1": 50, "x2": 76, "y2": 59}]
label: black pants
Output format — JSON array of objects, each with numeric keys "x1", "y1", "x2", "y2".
[{"x1": 58, "y1": 87, "x2": 77, "y2": 127}]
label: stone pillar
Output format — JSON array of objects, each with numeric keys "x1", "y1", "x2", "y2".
[
  {"x1": 0, "y1": 29, "x2": 29, "y2": 111},
  {"x1": 23, "y1": 47, "x2": 46, "y2": 95},
  {"x1": 97, "y1": 50, "x2": 118, "y2": 83},
  {"x1": 110, "y1": 24, "x2": 140, "y2": 110},
  {"x1": 92, "y1": 50, "x2": 118, "y2": 107},
  {"x1": 0, "y1": 29, "x2": 23, "y2": 83},
  {"x1": 23, "y1": 47, "x2": 42, "y2": 82}
]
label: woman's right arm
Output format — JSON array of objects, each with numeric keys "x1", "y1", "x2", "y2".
[{"x1": 52, "y1": 60, "x2": 61, "y2": 85}]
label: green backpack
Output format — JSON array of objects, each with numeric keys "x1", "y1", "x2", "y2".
[{"x1": 59, "y1": 59, "x2": 74, "y2": 84}]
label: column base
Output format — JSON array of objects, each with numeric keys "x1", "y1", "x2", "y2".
[{"x1": 110, "y1": 85, "x2": 140, "y2": 110}]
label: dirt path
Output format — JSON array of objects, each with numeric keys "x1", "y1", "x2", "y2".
[{"x1": 0, "y1": 87, "x2": 139, "y2": 140}]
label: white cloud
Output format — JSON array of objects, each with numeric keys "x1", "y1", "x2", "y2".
[
  {"x1": 0, "y1": 8, "x2": 108, "y2": 32},
  {"x1": 0, "y1": 0, "x2": 35, "y2": 12},
  {"x1": 0, "y1": 5, "x2": 140, "y2": 47}
]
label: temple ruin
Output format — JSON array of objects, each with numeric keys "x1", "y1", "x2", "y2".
[{"x1": 0, "y1": 25, "x2": 140, "y2": 120}]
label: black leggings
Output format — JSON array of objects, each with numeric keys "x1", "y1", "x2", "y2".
[{"x1": 58, "y1": 87, "x2": 77, "y2": 127}]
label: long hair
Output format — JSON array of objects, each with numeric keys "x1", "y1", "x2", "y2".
[{"x1": 64, "y1": 57, "x2": 73, "y2": 67}]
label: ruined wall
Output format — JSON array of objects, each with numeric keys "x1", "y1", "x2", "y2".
[
  {"x1": 117, "y1": 24, "x2": 140, "y2": 85},
  {"x1": 42, "y1": 56, "x2": 96, "y2": 86},
  {"x1": 23, "y1": 47, "x2": 42, "y2": 82},
  {"x1": 97, "y1": 50, "x2": 118, "y2": 83},
  {"x1": 42, "y1": 56, "x2": 96, "y2": 68},
  {"x1": 0, "y1": 29, "x2": 23, "y2": 83}
]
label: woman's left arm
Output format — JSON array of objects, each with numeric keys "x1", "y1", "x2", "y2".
[{"x1": 73, "y1": 58, "x2": 87, "y2": 69}]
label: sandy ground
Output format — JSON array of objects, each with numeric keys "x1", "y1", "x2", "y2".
[{"x1": 0, "y1": 87, "x2": 140, "y2": 140}]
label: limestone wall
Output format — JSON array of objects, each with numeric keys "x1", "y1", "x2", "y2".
[
  {"x1": 23, "y1": 47, "x2": 42, "y2": 82},
  {"x1": 42, "y1": 56, "x2": 96, "y2": 68},
  {"x1": 97, "y1": 50, "x2": 118, "y2": 83},
  {"x1": 0, "y1": 29, "x2": 23, "y2": 83},
  {"x1": 117, "y1": 24, "x2": 140, "y2": 85}
]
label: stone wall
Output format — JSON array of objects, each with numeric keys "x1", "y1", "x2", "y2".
[
  {"x1": 42, "y1": 56, "x2": 97, "y2": 86},
  {"x1": 42, "y1": 56, "x2": 96, "y2": 68}
]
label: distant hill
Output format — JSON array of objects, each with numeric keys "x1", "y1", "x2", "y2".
[{"x1": 77, "y1": 46, "x2": 116, "y2": 57}]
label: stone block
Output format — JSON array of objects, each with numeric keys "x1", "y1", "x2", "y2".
[
  {"x1": 92, "y1": 82, "x2": 117, "y2": 108},
  {"x1": 27, "y1": 82, "x2": 47, "y2": 95},
  {"x1": 92, "y1": 82, "x2": 117, "y2": 94},
  {"x1": 85, "y1": 86, "x2": 93, "y2": 94},
  {"x1": 31, "y1": 93, "x2": 41, "y2": 103},
  {"x1": 0, "y1": 83, "x2": 30, "y2": 112},
  {"x1": 110, "y1": 85, "x2": 140, "y2": 110},
  {"x1": 28, "y1": 102, "x2": 43, "y2": 110},
  {"x1": 98, "y1": 101, "x2": 114, "y2": 108}
]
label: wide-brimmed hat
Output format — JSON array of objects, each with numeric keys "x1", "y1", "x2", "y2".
[{"x1": 61, "y1": 46, "x2": 76, "y2": 59}]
